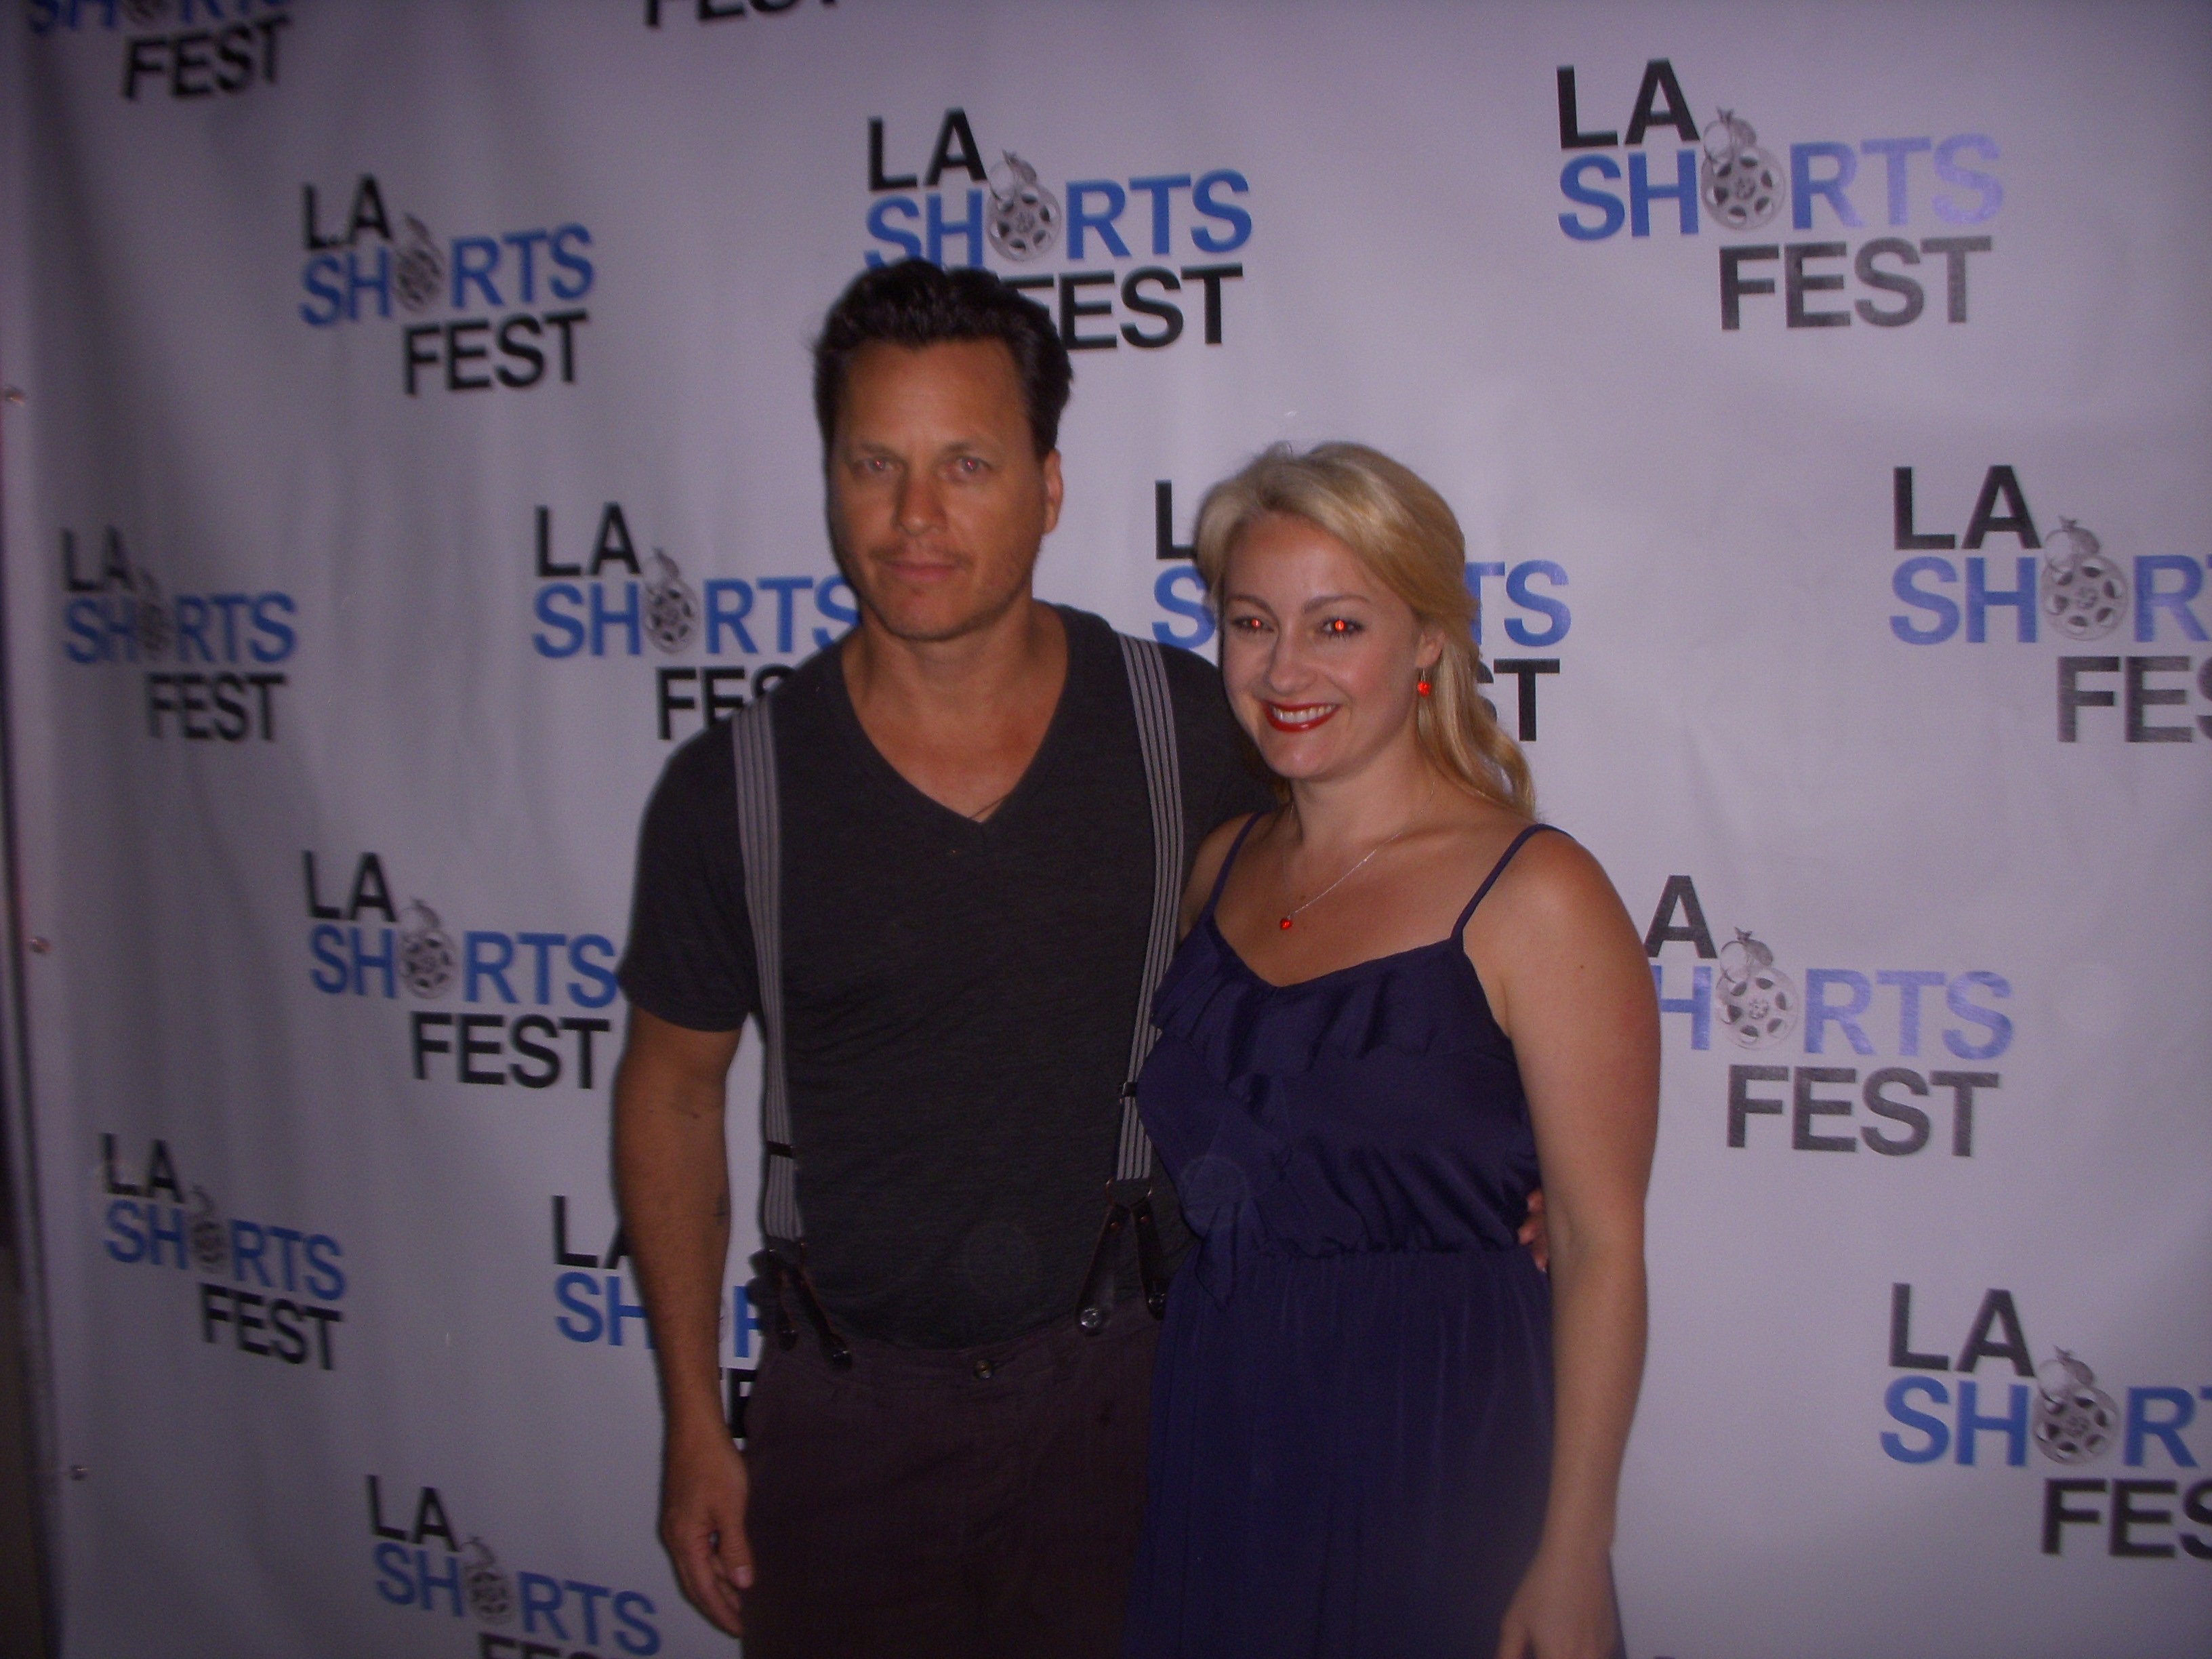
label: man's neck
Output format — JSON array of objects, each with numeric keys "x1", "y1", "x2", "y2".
[
  {"x1": 842, "y1": 592, "x2": 1065, "y2": 720},
  {"x1": 839, "y1": 596, "x2": 1070, "y2": 818}
]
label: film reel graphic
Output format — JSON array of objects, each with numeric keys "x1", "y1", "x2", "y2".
[
  {"x1": 187, "y1": 1187, "x2": 229, "y2": 1274},
  {"x1": 987, "y1": 152, "x2": 1061, "y2": 262},
  {"x1": 393, "y1": 216, "x2": 445, "y2": 314},
  {"x1": 462, "y1": 1538, "x2": 517, "y2": 1626},
  {"x1": 1699, "y1": 110, "x2": 1784, "y2": 232},
  {"x1": 2033, "y1": 1349, "x2": 2118, "y2": 1465},
  {"x1": 398, "y1": 900, "x2": 457, "y2": 1000},
  {"x1": 644, "y1": 550, "x2": 700, "y2": 655},
  {"x1": 1716, "y1": 928, "x2": 1799, "y2": 1050},
  {"x1": 2040, "y1": 518, "x2": 2127, "y2": 642}
]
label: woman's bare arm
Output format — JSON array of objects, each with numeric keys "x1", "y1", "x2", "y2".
[{"x1": 1473, "y1": 835, "x2": 1659, "y2": 1659}]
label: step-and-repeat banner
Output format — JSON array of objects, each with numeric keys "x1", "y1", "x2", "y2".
[{"x1": 2, "y1": 2, "x2": 2207, "y2": 1655}]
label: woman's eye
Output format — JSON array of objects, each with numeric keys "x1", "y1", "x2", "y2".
[
  {"x1": 1319, "y1": 617, "x2": 1360, "y2": 637},
  {"x1": 1227, "y1": 615, "x2": 1267, "y2": 633}
]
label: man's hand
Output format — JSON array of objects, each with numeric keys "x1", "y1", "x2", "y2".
[
  {"x1": 659, "y1": 1426, "x2": 754, "y2": 1637},
  {"x1": 1518, "y1": 1187, "x2": 1551, "y2": 1273}
]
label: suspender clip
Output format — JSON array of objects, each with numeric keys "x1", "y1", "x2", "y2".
[
  {"x1": 1075, "y1": 1197, "x2": 1132, "y2": 1334},
  {"x1": 754, "y1": 1244, "x2": 853, "y2": 1369},
  {"x1": 1130, "y1": 1193, "x2": 1170, "y2": 1319},
  {"x1": 1078, "y1": 1179, "x2": 1170, "y2": 1332}
]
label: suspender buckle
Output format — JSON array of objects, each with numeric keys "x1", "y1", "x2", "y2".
[
  {"x1": 753, "y1": 1244, "x2": 853, "y2": 1369},
  {"x1": 1075, "y1": 1198, "x2": 1131, "y2": 1334},
  {"x1": 1130, "y1": 1193, "x2": 1170, "y2": 1319},
  {"x1": 1078, "y1": 1178, "x2": 1170, "y2": 1332}
]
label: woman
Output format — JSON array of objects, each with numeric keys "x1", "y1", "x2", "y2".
[{"x1": 1122, "y1": 443, "x2": 1658, "y2": 1659}]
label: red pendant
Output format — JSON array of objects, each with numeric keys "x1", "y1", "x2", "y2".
[{"x1": 1279, "y1": 916, "x2": 1293, "y2": 930}]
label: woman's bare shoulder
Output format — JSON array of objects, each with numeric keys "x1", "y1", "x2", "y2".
[
  {"x1": 1460, "y1": 819, "x2": 1639, "y2": 969},
  {"x1": 1180, "y1": 808, "x2": 1274, "y2": 935},
  {"x1": 1452, "y1": 820, "x2": 1645, "y2": 1043},
  {"x1": 1462, "y1": 819, "x2": 1620, "y2": 926}
]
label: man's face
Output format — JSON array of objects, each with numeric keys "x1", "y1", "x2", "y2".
[{"x1": 828, "y1": 339, "x2": 1063, "y2": 645}]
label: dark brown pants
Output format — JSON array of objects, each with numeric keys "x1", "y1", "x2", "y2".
[{"x1": 741, "y1": 1297, "x2": 1158, "y2": 1659}]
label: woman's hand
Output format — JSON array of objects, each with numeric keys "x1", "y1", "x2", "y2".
[{"x1": 1494, "y1": 1545, "x2": 1618, "y2": 1659}]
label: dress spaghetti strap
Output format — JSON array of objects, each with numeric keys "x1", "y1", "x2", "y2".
[
  {"x1": 1200, "y1": 812, "x2": 1268, "y2": 924},
  {"x1": 1451, "y1": 823, "x2": 1561, "y2": 940}
]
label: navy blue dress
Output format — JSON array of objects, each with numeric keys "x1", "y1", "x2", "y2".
[{"x1": 1123, "y1": 820, "x2": 1558, "y2": 1659}]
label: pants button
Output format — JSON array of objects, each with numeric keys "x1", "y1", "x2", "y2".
[{"x1": 972, "y1": 1357, "x2": 995, "y2": 1380}]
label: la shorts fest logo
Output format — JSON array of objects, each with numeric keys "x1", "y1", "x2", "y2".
[
  {"x1": 548, "y1": 1192, "x2": 763, "y2": 1441},
  {"x1": 527, "y1": 501, "x2": 856, "y2": 742},
  {"x1": 99, "y1": 1133, "x2": 348, "y2": 1372},
  {"x1": 1882, "y1": 464, "x2": 2212, "y2": 746},
  {"x1": 1552, "y1": 59, "x2": 2001, "y2": 334},
  {"x1": 368, "y1": 1475, "x2": 665, "y2": 1656},
  {"x1": 26, "y1": 0, "x2": 291, "y2": 102},
  {"x1": 865, "y1": 107, "x2": 1250, "y2": 354},
  {"x1": 1879, "y1": 1282, "x2": 2212, "y2": 1564},
  {"x1": 59, "y1": 525, "x2": 299, "y2": 742},
  {"x1": 864, "y1": 108, "x2": 1261, "y2": 665},
  {"x1": 302, "y1": 851, "x2": 621, "y2": 1090},
  {"x1": 1641, "y1": 876, "x2": 2014, "y2": 1160},
  {"x1": 297, "y1": 174, "x2": 594, "y2": 397}
]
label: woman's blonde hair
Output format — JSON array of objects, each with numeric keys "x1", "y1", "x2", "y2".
[{"x1": 1192, "y1": 441, "x2": 1534, "y2": 817}]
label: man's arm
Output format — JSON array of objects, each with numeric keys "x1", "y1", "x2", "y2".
[{"x1": 613, "y1": 1005, "x2": 748, "y2": 1637}]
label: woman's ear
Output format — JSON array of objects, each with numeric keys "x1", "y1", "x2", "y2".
[{"x1": 1416, "y1": 620, "x2": 1447, "y2": 673}]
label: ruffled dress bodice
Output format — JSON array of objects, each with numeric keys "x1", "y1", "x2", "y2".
[{"x1": 1144, "y1": 910, "x2": 1538, "y2": 1303}]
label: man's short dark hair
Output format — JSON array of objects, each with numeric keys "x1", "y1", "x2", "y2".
[{"x1": 813, "y1": 260, "x2": 1071, "y2": 462}]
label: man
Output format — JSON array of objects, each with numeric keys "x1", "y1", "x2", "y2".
[{"x1": 612, "y1": 258, "x2": 1273, "y2": 1656}]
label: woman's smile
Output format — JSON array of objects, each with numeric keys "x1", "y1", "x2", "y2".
[{"x1": 1262, "y1": 701, "x2": 1338, "y2": 732}]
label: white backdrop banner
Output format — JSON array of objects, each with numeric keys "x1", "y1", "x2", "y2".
[{"x1": 2, "y1": 2, "x2": 2207, "y2": 1656}]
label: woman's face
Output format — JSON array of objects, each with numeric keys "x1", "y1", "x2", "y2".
[{"x1": 1218, "y1": 512, "x2": 1439, "y2": 785}]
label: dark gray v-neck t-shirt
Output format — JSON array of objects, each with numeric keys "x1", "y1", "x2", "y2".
[{"x1": 617, "y1": 607, "x2": 1274, "y2": 1349}]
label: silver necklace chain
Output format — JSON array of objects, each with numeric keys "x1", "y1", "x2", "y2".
[{"x1": 1278, "y1": 780, "x2": 1433, "y2": 929}]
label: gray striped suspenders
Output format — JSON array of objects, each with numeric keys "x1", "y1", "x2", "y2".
[
  {"x1": 730, "y1": 634, "x2": 1188, "y2": 1358},
  {"x1": 731, "y1": 693, "x2": 849, "y2": 1364},
  {"x1": 1076, "y1": 636, "x2": 1186, "y2": 1331},
  {"x1": 1111, "y1": 633, "x2": 1187, "y2": 1186}
]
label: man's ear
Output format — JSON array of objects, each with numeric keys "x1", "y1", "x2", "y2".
[{"x1": 1040, "y1": 449, "x2": 1063, "y2": 536}]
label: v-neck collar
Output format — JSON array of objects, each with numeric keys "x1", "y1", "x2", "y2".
[{"x1": 824, "y1": 604, "x2": 1090, "y2": 840}]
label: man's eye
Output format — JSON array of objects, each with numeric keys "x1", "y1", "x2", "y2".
[{"x1": 951, "y1": 456, "x2": 987, "y2": 476}]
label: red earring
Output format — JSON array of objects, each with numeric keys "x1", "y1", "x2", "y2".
[{"x1": 1416, "y1": 671, "x2": 1433, "y2": 697}]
